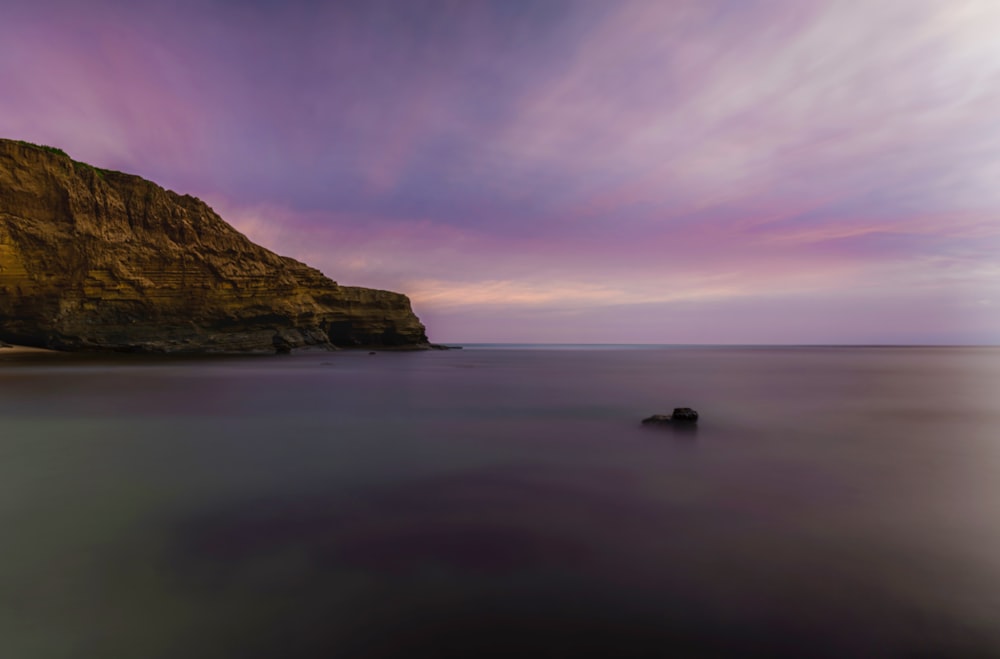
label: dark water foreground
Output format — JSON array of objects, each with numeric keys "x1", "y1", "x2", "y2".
[{"x1": 1, "y1": 346, "x2": 999, "y2": 658}]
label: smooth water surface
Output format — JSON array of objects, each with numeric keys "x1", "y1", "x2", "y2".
[{"x1": 1, "y1": 346, "x2": 999, "y2": 657}]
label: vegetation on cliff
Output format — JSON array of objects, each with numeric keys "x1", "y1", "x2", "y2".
[{"x1": 0, "y1": 138, "x2": 429, "y2": 353}]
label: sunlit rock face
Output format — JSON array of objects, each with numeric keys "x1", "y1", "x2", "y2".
[{"x1": 0, "y1": 139, "x2": 429, "y2": 353}]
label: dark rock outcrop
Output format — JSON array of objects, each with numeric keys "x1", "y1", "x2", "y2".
[
  {"x1": 0, "y1": 139, "x2": 429, "y2": 353},
  {"x1": 642, "y1": 408, "x2": 699, "y2": 425},
  {"x1": 670, "y1": 407, "x2": 699, "y2": 423}
]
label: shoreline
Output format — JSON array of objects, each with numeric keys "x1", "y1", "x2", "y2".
[
  {"x1": 0, "y1": 343, "x2": 58, "y2": 354},
  {"x1": 0, "y1": 342, "x2": 451, "y2": 358}
]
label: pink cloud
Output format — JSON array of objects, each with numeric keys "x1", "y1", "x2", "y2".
[
  {"x1": 3, "y1": 0, "x2": 998, "y2": 342},
  {"x1": 0, "y1": 16, "x2": 210, "y2": 171}
]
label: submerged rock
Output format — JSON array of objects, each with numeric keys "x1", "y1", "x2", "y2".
[
  {"x1": 642, "y1": 408, "x2": 699, "y2": 425},
  {"x1": 0, "y1": 139, "x2": 430, "y2": 353}
]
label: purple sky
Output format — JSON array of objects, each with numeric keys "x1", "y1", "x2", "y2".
[{"x1": 3, "y1": 0, "x2": 998, "y2": 343}]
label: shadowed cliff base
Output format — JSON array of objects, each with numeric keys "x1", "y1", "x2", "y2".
[{"x1": 0, "y1": 139, "x2": 430, "y2": 354}]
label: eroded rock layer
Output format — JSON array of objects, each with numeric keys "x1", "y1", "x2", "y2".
[{"x1": 0, "y1": 139, "x2": 429, "y2": 353}]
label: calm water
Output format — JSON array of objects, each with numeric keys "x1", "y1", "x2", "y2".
[{"x1": 1, "y1": 346, "x2": 999, "y2": 657}]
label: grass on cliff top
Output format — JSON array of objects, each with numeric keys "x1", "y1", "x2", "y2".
[
  {"x1": 16, "y1": 140, "x2": 69, "y2": 158},
  {"x1": 15, "y1": 139, "x2": 120, "y2": 179},
  {"x1": 71, "y1": 160, "x2": 119, "y2": 179}
]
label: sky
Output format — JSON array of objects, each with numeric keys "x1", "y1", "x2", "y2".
[{"x1": 2, "y1": 0, "x2": 999, "y2": 344}]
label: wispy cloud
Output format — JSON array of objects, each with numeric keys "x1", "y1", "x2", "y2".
[{"x1": 2, "y1": 0, "x2": 998, "y2": 342}]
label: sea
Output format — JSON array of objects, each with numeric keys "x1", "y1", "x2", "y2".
[{"x1": 1, "y1": 345, "x2": 998, "y2": 658}]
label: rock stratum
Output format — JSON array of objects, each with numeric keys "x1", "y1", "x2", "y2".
[{"x1": 0, "y1": 139, "x2": 430, "y2": 353}]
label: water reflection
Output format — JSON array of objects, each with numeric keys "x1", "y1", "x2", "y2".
[{"x1": 1, "y1": 347, "x2": 999, "y2": 657}]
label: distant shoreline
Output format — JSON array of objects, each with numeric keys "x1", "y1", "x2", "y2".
[
  {"x1": 0, "y1": 342, "x2": 994, "y2": 358},
  {"x1": 0, "y1": 343, "x2": 449, "y2": 357}
]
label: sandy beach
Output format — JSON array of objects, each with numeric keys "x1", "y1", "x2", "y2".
[{"x1": 0, "y1": 343, "x2": 58, "y2": 355}]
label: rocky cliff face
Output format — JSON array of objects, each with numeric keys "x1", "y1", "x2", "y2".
[{"x1": 0, "y1": 139, "x2": 429, "y2": 353}]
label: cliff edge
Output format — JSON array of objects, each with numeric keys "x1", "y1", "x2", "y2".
[{"x1": 0, "y1": 139, "x2": 429, "y2": 353}]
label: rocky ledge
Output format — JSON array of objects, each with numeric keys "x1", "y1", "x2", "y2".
[{"x1": 0, "y1": 139, "x2": 430, "y2": 353}]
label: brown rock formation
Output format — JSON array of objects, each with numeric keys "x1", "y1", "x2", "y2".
[{"x1": 0, "y1": 139, "x2": 429, "y2": 353}]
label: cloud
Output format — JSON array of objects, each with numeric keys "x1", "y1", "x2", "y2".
[
  {"x1": 2, "y1": 0, "x2": 999, "y2": 342},
  {"x1": 407, "y1": 276, "x2": 743, "y2": 310}
]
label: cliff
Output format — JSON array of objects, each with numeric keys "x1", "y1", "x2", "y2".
[{"x1": 0, "y1": 139, "x2": 429, "y2": 353}]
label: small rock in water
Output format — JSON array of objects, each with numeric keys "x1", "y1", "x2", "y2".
[
  {"x1": 671, "y1": 407, "x2": 699, "y2": 423},
  {"x1": 641, "y1": 407, "x2": 699, "y2": 425}
]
